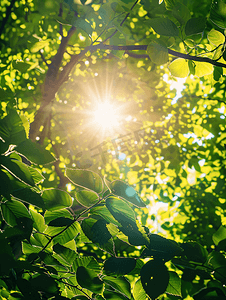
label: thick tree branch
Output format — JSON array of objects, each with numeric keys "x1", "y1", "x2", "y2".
[
  {"x1": 30, "y1": 41, "x2": 226, "y2": 141},
  {"x1": 30, "y1": 27, "x2": 76, "y2": 141}
]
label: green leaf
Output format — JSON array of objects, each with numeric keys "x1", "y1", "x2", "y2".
[
  {"x1": 210, "y1": 0, "x2": 226, "y2": 29},
  {"x1": 148, "y1": 18, "x2": 179, "y2": 36},
  {"x1": 76, "y1": 266, "x2": 104, "y2": 294},
  {"x1": 103, "y1": 290, "x2": 129, "y2": 300},
  {"x1": 53, "y1": 243, "x2": 77, "y2": 266},
  {"x1": 147, "y1": 41, "x2": 169, "y2": 65},
  {"x1": 1, "y1": 156, "x2": 35, "y2": 186},
  {"x1": 11, "y1": 182, "x2": 45, "y2": 209},
  {"x1": 188, "y1": 60, "x2": 196, "y2": 75},
  {"x1": 185, "y1": 17, "x2": 206, "y2": 36},
  {"x1": 0, "y1": 169, "x2": 12, "y2": 199},
  {"x1": 12, "y1": 61, "x2": 31, "y2": 73},
  {"x1": 48, "y1": 217, "x2": 74, "y2": 227},
  {"x1": 74, "y1": 19, "x2": 93, "y2": 35},
  {"x1": 170, "y1": 2, "x2": 190, "y2": 25},
  {"x1": 103, "y1": 276, "x2": 131, "y2": 299},
  {"x1": 89, "y1": 205, "x2": 121, "y2": 226},
  {"x1": 0, "y1": 110, "x2": 26, "y2": 146},
  {"x1": 28, "y1": 166, "x2": 45, "y2": 184},
  {"x1": 42, "y1": 188, "x2": 72, "y2": 211},
  {"x1": 30, "y1": 40, "x2": 50, "y2": 53},
  {"x1": 16, "y1": 139, "x2": 56, "y2": 165},
  {"x1": 105, "y1": 196, "x2": 136, "y2": 224},
  {"x1": 207, "y1": 28, "x2": 225, "y2": 46},
  {"x1": 30, "y1": 209, "x2": 46, "y2": 232},
  {"x1": 66, "y1": 169, "x2": 103, "y2": 193},
  {"x1": 104, "y1": 257, "x2": 136, "y2": 276},
  {"x1": 133, "y1": 278, "x2": 147, "y2": 300},
  {"x1": 193, "y1": 61, "x2": 214, "y2": 77},
  {"x1": 106, "y1": 196, "x2": 148, "y2": 246},
  {"x1": 166, "y1": 271, "x2": 182, "y2": 297},
  {"x1": 76, "y1": 190, "x2": 99, "y2": 207},
  {"x1": 169, "y1": 58, "x2": 189, "y2": 78},
  {"x1": 1, "y1": 199, "x2": 31, "y2": 226},
  {"x1": 110, "y1": 180, "x2": 146, "y2": 207},
  {"x1": 44, "y1": 209, "x2": 73, "y2": 224},
  {"x1": 45, "y1": 221, "x2": 81, "y2": 245},
  {"x1": 213, "y1": 66, "x2": 223, "y2": 81},
  {"x1": 140, "y1": 259, "x2": 169, "y2": 300},
  {"x1": 213, "y1": 225, "x2": 226, "y2": 246}
]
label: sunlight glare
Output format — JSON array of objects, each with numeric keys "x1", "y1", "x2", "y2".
[{"x1": 93, "y1": 101, "x2": 120, "y2": 131}]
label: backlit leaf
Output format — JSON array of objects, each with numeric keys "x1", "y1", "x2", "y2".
[
  {"x1": 42, "y1": 188, "x2": 72, "y2": 211},
  {"x1": 110, "y1": 180, "x2": 146, "y2": 207},
  {"x1": 169, "y1": 58, "x2": 189, "y2": 78},
  {"x1": 66, "y1": 169, "x2": 103, "y2": 193},
  {"x1": 148, "y1": 18, "x2": 179, "y2": 36},
  {"x1": 76, "y1": 189, "x2": 99, "y2": 207},
  {"x1": 147, "y1": 41, "x2": 169, "y2": 65}
]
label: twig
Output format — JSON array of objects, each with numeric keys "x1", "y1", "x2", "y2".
[
  {"x1": 39, "y1": 51, "x2": 49, "y2": 66},
  {"x1": 38, "y1": 196, "x2": 102, "y2": 254},
  {"x1": 102, "y1": 0, "x2": 139, "y2": 43},
  {"x1": 57, "y1": 279, "x2": 92, "y2": 300}
]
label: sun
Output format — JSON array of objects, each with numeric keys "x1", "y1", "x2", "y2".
[{"x1": 92, "y1": 101, "x2": 120, "y2": 132}]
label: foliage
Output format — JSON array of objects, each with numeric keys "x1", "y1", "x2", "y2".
[{"x1": 1, "y1": 0, "x2": 226, "y2": 299}]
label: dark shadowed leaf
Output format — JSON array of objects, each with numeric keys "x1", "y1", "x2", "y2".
[
  {"x1": 104, "y1": 257, "x2": 136, "y2": 276},
  {"x1": 0, "y1": 169, "x2": 12, "y2": 199},
  {"x1": 110, "y1": 180, "x2": 146, "y2": 207},
  {"x1": 48, "y1": 217, "x2": 74, "y2": 227},
  {"x1": 76, "y1": 266, "x2": 103, "y2": 293},
  {"x1": 185, "y1": 17, "x2": 206, "y2": 35},
  {"x1": 42, "y1": 188, "x2": 72, "y2": 211},
  {"x1": 30, "y1": 274, "x2": 58, "y2": 294},
  {"x1": 66, "y1": 169, "x2": 103, "y2": 193},
  {"x1": 141, "y1": 234, "x2": 183, "y2": 261},
  {"x1": 91, "y1": 219, "x2": 112, "y2": 245},
  {"x1": 181, "y1": 241, "x2": 208, "y2": 263},
  {"x1": 140, "y1": 259, "x2": 169, "y2": 300},
  {"x1": 148, "y1": 18, "x2": 179, "y2": 36}
]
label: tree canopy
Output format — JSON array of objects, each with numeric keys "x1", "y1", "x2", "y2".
[{"x1": 1, "y1": 0, "x2": 226, "y2": 299}]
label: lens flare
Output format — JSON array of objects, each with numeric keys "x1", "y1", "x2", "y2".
[{"x1": 93, "y1": 101, "x2": 120, "y2": 131}]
